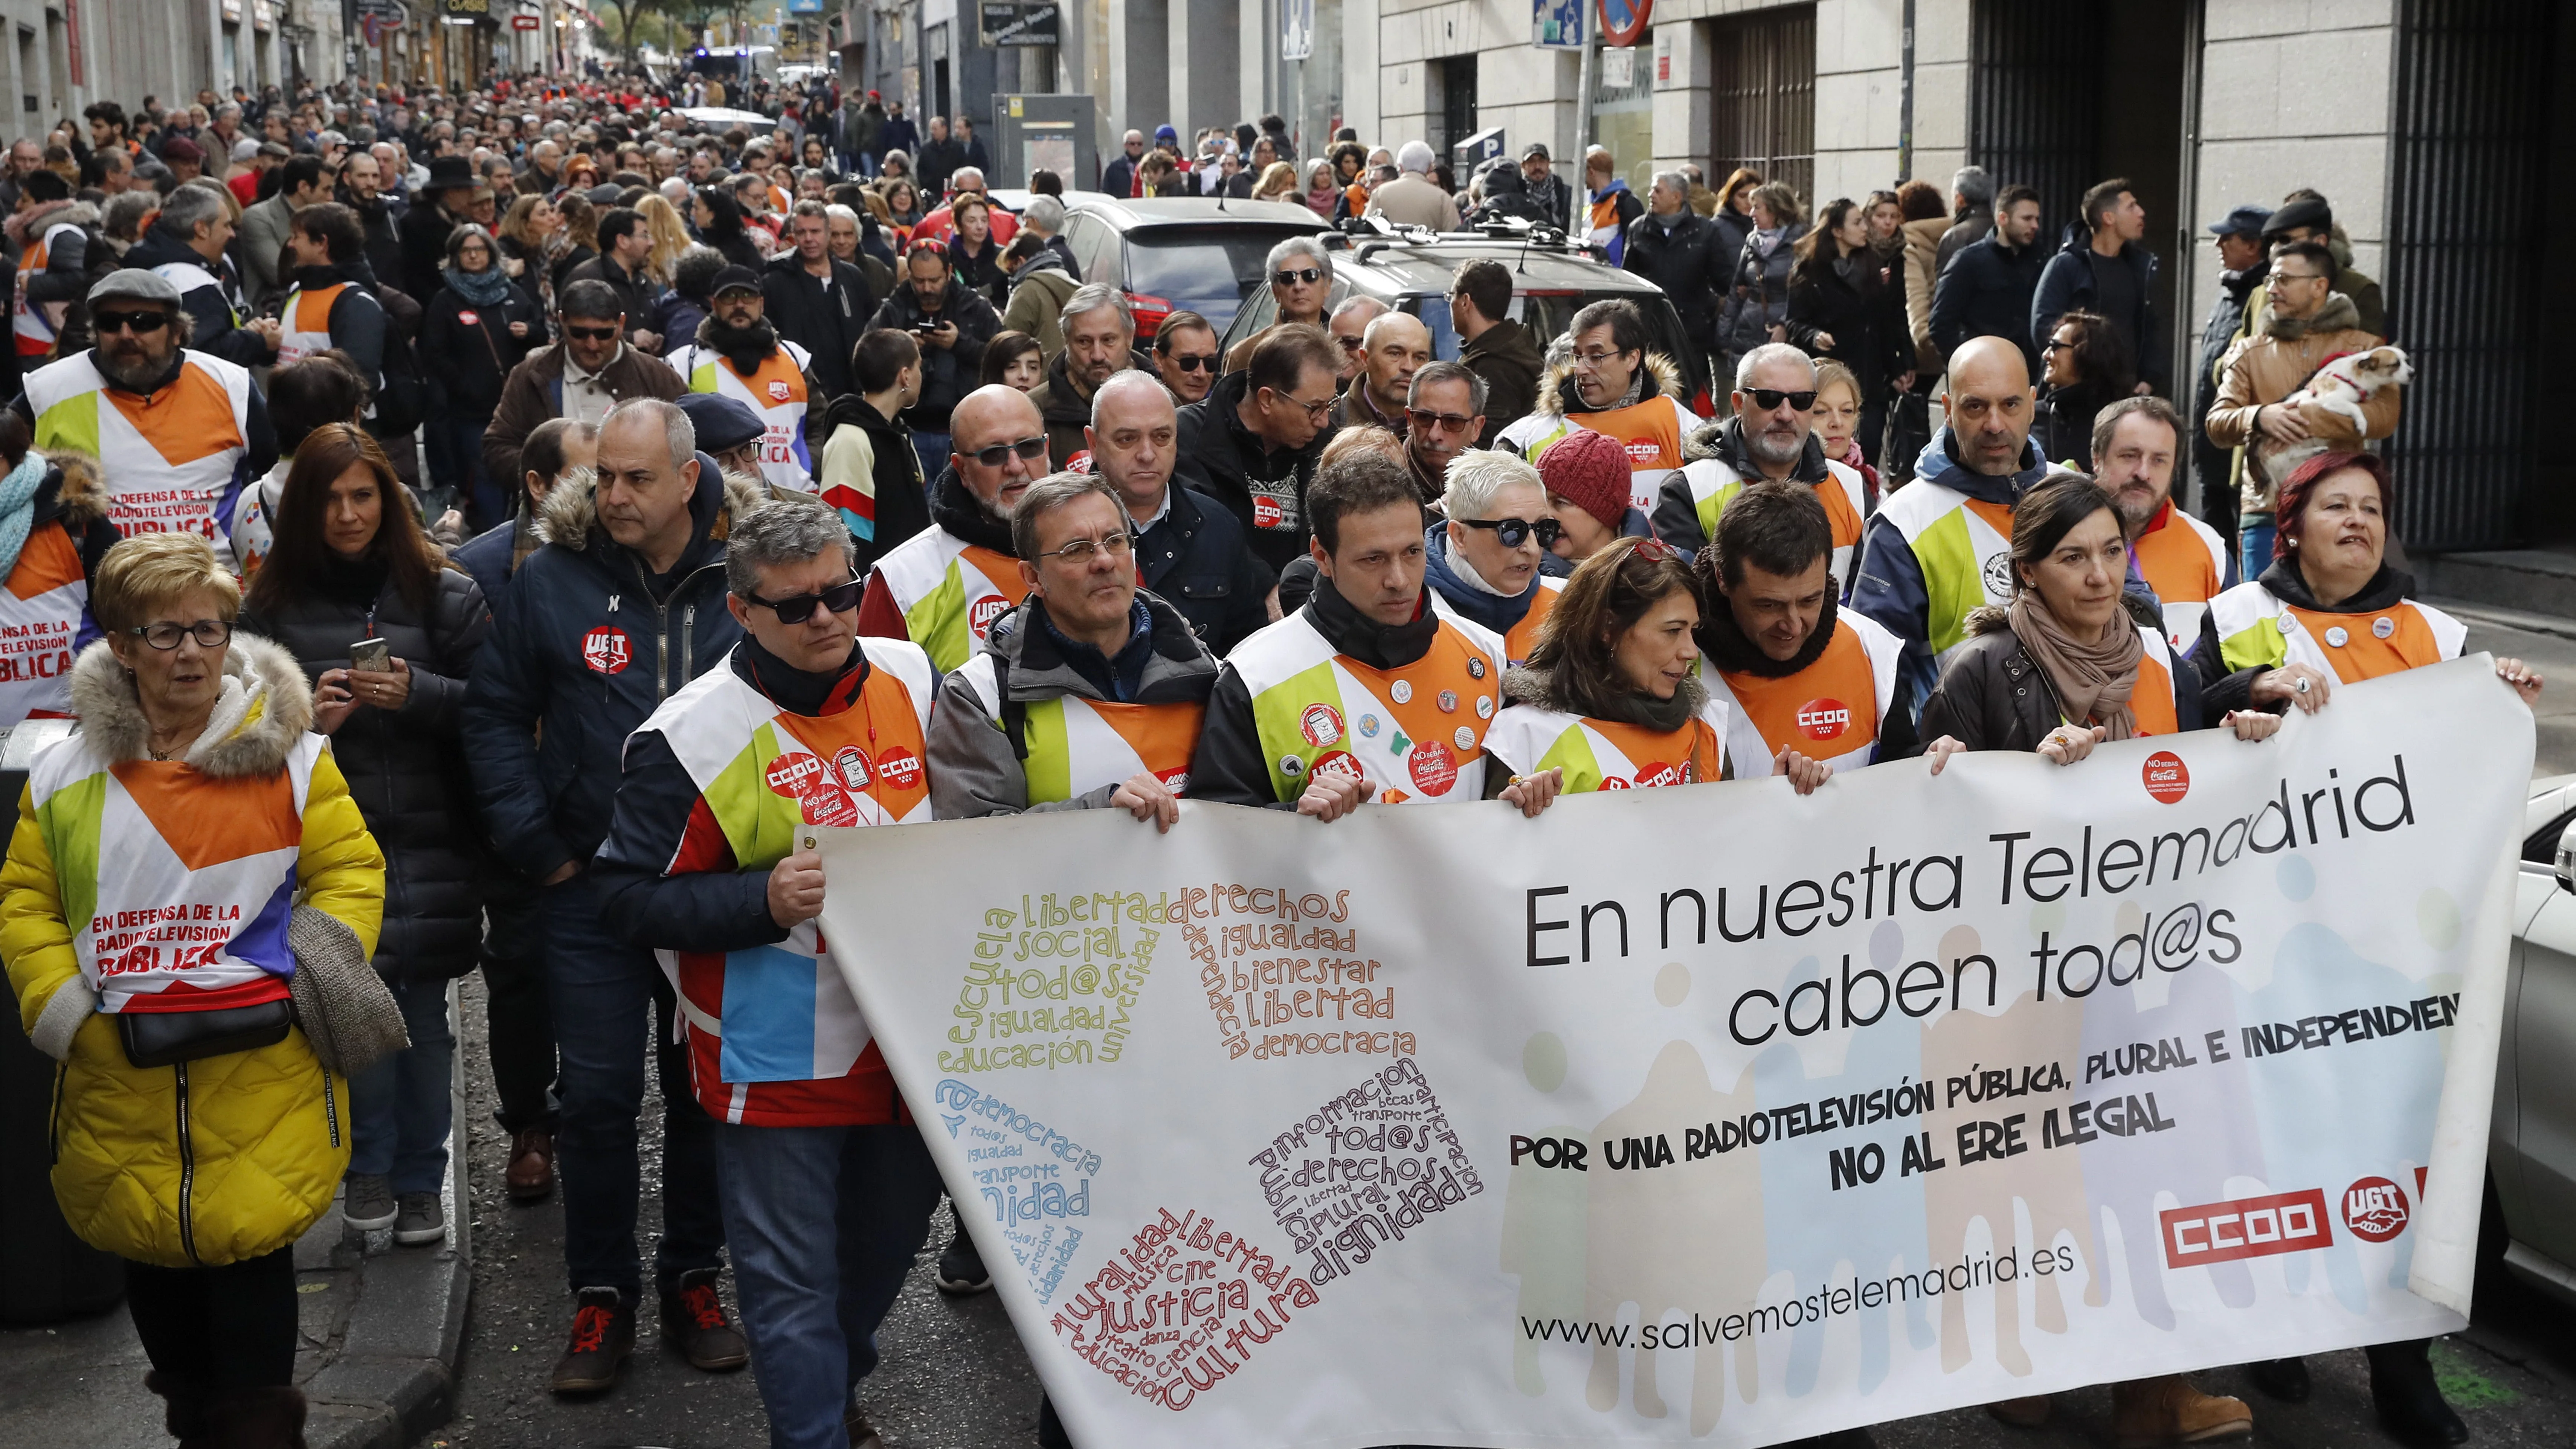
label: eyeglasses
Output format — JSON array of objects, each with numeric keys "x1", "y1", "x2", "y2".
[
  {"x1": 1573, "y1": 348, "x2": 1632, "y2": 367},
  {"x1": 742, "y1": 576, "x2": 862, "y2": 624},
  {"x1": 1273, "y1": 267, "x2": 1323, "y2": 287},
  {"x1": 2272, "y1": 269, "x2": 2326, "y2": 284},
  {"x1": 1033, "y1": 531, "x2": 1135, "y2": 565},
  {"x1": 1744, "y1": 388, "x2": 1818, "y2": 411},
  {"x1": 94, "y1": 310, "x2": 172, "y2": 335},
  {"x1": 966, "y1": 435, "x2": 1049, "y2": 468},
  {"x1": 2040, "y1": 340, "x2": 2072, "y2": 354},
  {"x1": 129, "y1": 619, "x2": 231, "y2": 650},
  {"x1": 1269, "y1": 389, "x2": 1337, "y2": 424},
  {"x1": 1457, "y1": 516, "x2": 1564, "y2": 550},
  {"x1": 1626, "y1": 537, "x2": 1684, "y2": 563},
  {"x1": 1164, "y1": 353, "x2": 1218, "y2": 373},
  {"x1": 563, "y1": 323, "x2": 620, "y2": 342},
  {"x1": 1406, "y1": 409, "x2": 1477, "y2": 432}
]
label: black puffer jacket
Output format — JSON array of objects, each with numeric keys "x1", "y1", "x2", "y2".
[
  {"x1": 1622, "y1": 209, "x2": 1733, "y2": 349},
  {"x1": 865, "y1": 275, "x2": 1002, "y2": 433},
  {"x1": 241, "y1": 557, "x2": 491, "y2": 981},
  {"x1": 1918, "y1": 600, "x2": 2207, "y2": 754}
]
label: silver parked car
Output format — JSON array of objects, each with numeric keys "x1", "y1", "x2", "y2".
[{"x1": 2498, "y1": 776, "x2": 2576, "y2": 1304}]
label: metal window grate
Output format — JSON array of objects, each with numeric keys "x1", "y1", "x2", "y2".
[
  {"x1": 1966, "y1": 0, "x2": 2101, "y2": 233},
  {"x1": 1708, "y1": 6, "x2": 1815, "y2": 204},
  {"x1": 2383, "y1": 0, "x2": 2550, "y2": 551}
]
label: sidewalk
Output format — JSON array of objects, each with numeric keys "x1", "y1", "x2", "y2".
[{"x1": 0, "y1": 984, "x2": 472, "y2": 1449}]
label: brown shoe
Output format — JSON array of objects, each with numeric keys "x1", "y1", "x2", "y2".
[
  {"x1": 662, "y1": 1267, "x2": 751, "y2": 1371},
  {"x1": 1988, "y1": 1394, "x2": 2053, "y2": 1428},
  {"x1": 549, "y1": 1287, "x2": 635, "y2": 1396},
  {"x1": 2113, "y1": 1374, "x2": 2253, "y2": 1447},
  {"x1": 505, "y1": 1127, "x2": 555, "y2": 1202},
  {"x1": 845, "y1": 1403, "x2": 890, "y2": 1449}
]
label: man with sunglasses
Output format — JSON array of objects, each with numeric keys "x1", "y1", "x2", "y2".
[
  {"x1": 1324, "y1": 296, "x2": 1390, "y2": 386},
  {"x1": 1400, "y1": 361, "x2": 1486, "y2": 505},
  {"x1": 592, "y1": 494, "x2": 940, "y2": 1449},
  {"x1": 1424, "y1": 448, "x2": 1568, "y2": 665},
  {"x1": 1222, "y1": 237, "x2": 1337, "y2": 372},
  {"x1": 856, "y1": 383, "x2": 1048, "y2": 670},
  {"x1": 12, "y1": 269, "x2": 274, "y2": 547},
  {"x1": 1147, "y1": 310, "x2": 1221, "y2": 405},
  {"x1": 481, "y1": 277, "x2": 686, "y2": 490},
  {"x1": 1653, "y1": 343, "x2": 1869, "y2": 589},
  {"x1": 1175, "y1": 323, "x2": 1340, "y2": 576},
  {"x1": 666, "y1": 264, "x2": 825, "y2": 496},
  {"x1": 1495, "y1": 299, "x2": 1695, "y2": 529}
]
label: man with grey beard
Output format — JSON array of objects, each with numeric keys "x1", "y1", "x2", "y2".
[
  {"x1": 1652, "y1": 342, "x2": 1871, "y2": 591},
  {"x1": 7, "y1": 269, "x2": 276, "y2": 545}
]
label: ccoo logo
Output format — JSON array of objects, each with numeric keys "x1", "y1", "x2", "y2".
[
  {"x1": 763, "y1": 752, "x2": 828, "y2": 797},
  {"x1": 1796, "y1": 699, "x2": 1850, "y2": 741},
  {"x1": 875, "y1": 747, "x2": 923, "y2": 791},
  {"x1": 2143, "y1": 749, "x2": 2190, "y2": 804},
  {"x1": 2343, "y1": 1176, "x2": 2410, "y2": 1243}
]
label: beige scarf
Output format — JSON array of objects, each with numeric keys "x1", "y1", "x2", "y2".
[{"x1": 2010, "y1": 592, "x2": 2143, "y2": 741}]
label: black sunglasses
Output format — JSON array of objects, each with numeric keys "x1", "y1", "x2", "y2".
[
  {"x1": 1163, "y1": 353, "x2": 1218, "y2": 373},
  {"x1": 968, "y1": 436, "x2": 1049, "y2": 468},
  {"x1": 1458, "y1": 516, "x2": 1564, "y2": 550},
  {"x1": 95, "y1": 310, "x2": 172, "y2": 335},
  {"x1": 563, "y1": 323, "x2": 621, "y2": 342},
  {"x1": 1273, "y1": 267, "x2": 1323, "y2": 286},
  {"x1": 743, "y1": 576, "x2": 863, "y2": 624},
  {"x1": 1745, "y1": 388, "x2": 1818, "y2": 411}
]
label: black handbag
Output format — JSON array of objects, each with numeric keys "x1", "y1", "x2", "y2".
[{"x1": 117, "y1": 999, "x2": 295, "y2": 1070}]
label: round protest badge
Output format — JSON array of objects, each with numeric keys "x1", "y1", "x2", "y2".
[
  {"x1": 581, "y1": 625, "x2": 632, "y2": 674},
  {"x1": 1358, "y1": 714, "x2": 1382, "y2": 739},
  {"x1": 2325, "y1": 626, "x2": 2350, "y2": 648},
  {"x1": 1311, "y1": 749, "x2": 1363, "y2": 784},
  {"x1": 456, "y1": 309, "x2": 480, "y2": 327},
  {"x1": 1796, "y1": 698, "x2": 1850, "y2": 741},
  {"x1": 1279, "y1": 753, "x2": 1306, "y2": 777},
  {"x1": 1300, "y1": 702, "x2": 1344, "y2": 747},
  {"x1": 1438, "y1": 689, "x2": 1458, "y2": 714},
  {"x1": 2142, "y1": 749, "x2": 2190, "y2": 804},
  {"x1": 1476, "y1": 694, "x2": 1493, "y2": 720},
  {"x1": 2342, "y1": 1175, "x2": 2410, "y2": 1243},
  {"x1": 1407, "y1": 740, "x2": 1458, "y2": 796},
  {"x1": 1467, "y1": 656, "x2": 1486, "y2": 680},
  {"x1": 2373, "y1": 615, "x2": 2396, "y2": 639},
  {"x1": 835, "y1": 746, "x2": 874, "y2": 790},
  {"x1": 874, "y1": 746, "x2": 923, "y2": 792},
  {"x1": 1390, "y1": 679, "x2": 1414, "y2": 704},
  {"x1": 764, "y1": 750, "x2": 829, "y2": 798},
  {"x1": 1452, "y1": 725, "x2": 1476, "y2": 751},
  {"x1": 2277, "y1": 615, "x2": 2295, "y2": 635},
  {"x1": 1598, "y1": 774, "x2": 1633, "y2": 790},
  {"x1": 1633, "y1": 761, "x2": 1684, "y2": 788}
]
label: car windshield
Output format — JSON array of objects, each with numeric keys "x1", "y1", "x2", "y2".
[
  {"x1": 1406, "y1": 290, "x2": 1703, "y2": 398},
  {"x1": 1125, "y1": 229, "x2": 1310, "y2": 326}
]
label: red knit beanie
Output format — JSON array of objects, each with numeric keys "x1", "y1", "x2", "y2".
[{"x1": 1536, "y1": 426, "x2": 1634, "y2": 529}]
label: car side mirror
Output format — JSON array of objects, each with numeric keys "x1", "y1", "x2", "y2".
[{"x1": 2557, "y1": 818, "x2": 2576, "y2": 895}]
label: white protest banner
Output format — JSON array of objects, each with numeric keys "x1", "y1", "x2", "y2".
[{"x1": 815, "y1": 655, "x2": 2528, "y2": 1448}]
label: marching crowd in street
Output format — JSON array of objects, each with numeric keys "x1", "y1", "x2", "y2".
[{"x1": 0, "y1": 58, "x2": 2544, "y2": 1449}]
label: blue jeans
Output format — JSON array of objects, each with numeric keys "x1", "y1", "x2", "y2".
[
  {"x1": 717, "y1": 1121, "x2": 944, "y2": 1449},
  {"x1": 2240, "y1": 515, "x2": 2276, "y2": 577},
  {"x1": 346, "y1": 976, "x2": 455, "y2": 1196},
  {"x1": 547, "y1": 872, "x2": 726, "y2": 1298},
  {"x1": 910, "y1": 430, "x2": 951, "y2": 490}
]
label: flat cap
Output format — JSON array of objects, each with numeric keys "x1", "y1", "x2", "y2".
[
  {"x1": 675, "y1": 392, "x2": 766, "y2": 454},
  {"x1": 87, "y1": 268, "x2": 182, "y2": 308}
]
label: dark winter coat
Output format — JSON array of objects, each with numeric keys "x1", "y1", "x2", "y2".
[
  {"x1": 1719, "y1": 224, "x2": 1807, "y2": 359},
  {"x1": 1934, "y1": 206, "x2": 1992, "y2": 278},
  {"x1": 1133, "y1": 482, "x2": 1274, "y2": 656},
  {"x1": 2031, "y1": 225, "x2": 2167, "y2": 394},
  {"x1": 1459, "y1": 318, "x2": 1543, "y2": 447},
  {"x1": 241, "y1": 558, "x2": 491, "y2": 981},
  {"x1": 1930, "y1": 229, "x2": 2047, "y2": 377},
  {"x1": 761, "y1": 250, "x2": 874, "y2": 400},
  {"x1": 865, "y1": 275, "x2": 1001, "y2": 433},
  {"x1": 816, "y1": 392, "x2": 932, "y2": 576},
  {"x1": 421, "y1": 276, "x2": 545, "y2": 418},
  {"x1": 1622, "y1": 209, "x2": 1733, "y2": 349},
  {"x1": 124, "y1": 228, "x2": 271, "y2": 369},
  {"x1": 1786, "y1": 251, "x2": 1913, "y2": 401},
  {"x1": 480, "y1": 339, "x2": 686, "y2": 488},
  {"x1": 1173, "y1": 367, "x2": 1335, "y2": 574},
  {"x1": 1918, "y1": 600, "x2": 2205, "y2": 754}
]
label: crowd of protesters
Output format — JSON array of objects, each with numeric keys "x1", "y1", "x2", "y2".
[{"x1": 0, "y1": 57, "x2": 2535, "y2": 1449}]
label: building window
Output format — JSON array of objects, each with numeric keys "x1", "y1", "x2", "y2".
[
  {"x1": 1435, "y1": 55, "x2": 1477, "y2": 164},
  {"x1": 1590, "y1": 27, "x2": 1653, "y2": 194},
  {"x1": 1708, "y1": 6, "x2": 1814, "y2": 203}
]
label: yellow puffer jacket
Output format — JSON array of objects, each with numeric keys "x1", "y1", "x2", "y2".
[{"x1": 1, "y1": 635, "x2": 384, "y2": 1268}]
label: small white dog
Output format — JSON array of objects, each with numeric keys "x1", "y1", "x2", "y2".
[{"x1": 2254, "y1": 344, "x2": 2414, "y2": 481}]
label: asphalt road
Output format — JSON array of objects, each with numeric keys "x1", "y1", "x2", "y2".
[{"x1": 417, "y1": 616, "x2": 2576, "y2": 1449}]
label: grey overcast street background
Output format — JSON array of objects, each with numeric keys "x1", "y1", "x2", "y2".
[{"x1": 400, "y1": 614, "x2": 2576, "y2": 1449}]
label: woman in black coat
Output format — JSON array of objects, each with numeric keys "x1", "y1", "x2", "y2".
[
  {"x1": 2030, "y1": 308, "x2": 2135, "y2": 468},
  {"x1": 419, "y1": 225, "x2": 544, "y2": 533},
  {"x1": 239, "y1": 422, "x2": 491, "y2": 1247},
  {"x1": 693, "y1": 186, "x2": 767, "y2": 270},
  {"x1": 1785, "y1": 197, "x2": 1915, "y2": 473}
]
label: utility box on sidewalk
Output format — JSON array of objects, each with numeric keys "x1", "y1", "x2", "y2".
[
  {"x1": 993, "y1": 94, "x2": 1096, "y2": 192},
  {"x1": 0, "y1": 723, "x2": 125, "y2": 1324}
]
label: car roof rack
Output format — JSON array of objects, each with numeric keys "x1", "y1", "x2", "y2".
[{"x1": 1329, "y1": 213, "x2": 1606, "y2": 267}]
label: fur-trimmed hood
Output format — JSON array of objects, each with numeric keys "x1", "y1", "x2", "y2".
[
  {"x1": 2256, "y1": 290, "x2": 2359, "y2": 341},
  {"x1": 67, "y1": 631, "x2": 314, "y2": 777},
  {"x1": 531, "y1": 453, "x2": 771, "y2": 553},
  {"x1": 1531, "y1": 350, "x2": 1690, "y2": 424}
]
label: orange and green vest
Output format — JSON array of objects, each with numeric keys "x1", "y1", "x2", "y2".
[
  {"x1": 669, "y1": 339, "x2": 816, "y2": 494},
  {"x1": 954, "y1": 650, "x2": 1205, "y2": 802},
  {"x1": 1873, "y1": 479, "x2": 2016, "y2": 663},
  {"x1": 1673, "y1": 456, "x2": 1869, "y2": 593},
  {"x1": 1482, "y1": 697, "x2": 1729, "y2": 793},
  {"x1": 1221, "y1": 607, "x2": 1507, "y2": 805},
  {"x1": 2208, "y1": 582, "x2": 2464, "y2": 685},
  {"x1": 23, "y1": 349, "x2": 255, "y2": 545},
  {"x1": 869, "y1": 524, "x2": 1032, "y2": 672},
  {"x1": 1707, "y1": 610, "x2": 1905, "y2": 776}
]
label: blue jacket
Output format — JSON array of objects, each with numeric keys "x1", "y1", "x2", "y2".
[
  {"x1": 2030, "y1": 224, "x2": 2166, "y2": 393},
  {"x1": 1421, "y1": 521, "x2": 1570, "y2": 637},
  {"x1": 461, "y1": 453, "x2": 751, "y2": 881},
  {"x1": 1848, "y1": 428, "x2": 2048, "y2": 714}
]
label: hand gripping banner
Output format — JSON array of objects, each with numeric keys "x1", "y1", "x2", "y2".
[{"x1": 815, "y1": 655, "x2": 2529, "y2": 1448}]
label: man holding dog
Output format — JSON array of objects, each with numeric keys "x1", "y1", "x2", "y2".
[{"x1": 2204, "y1": 238, "x2": 2401, "y2": 570}]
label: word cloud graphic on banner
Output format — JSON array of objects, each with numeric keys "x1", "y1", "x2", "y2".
[{"x1": 817, "y1": 657, "x2": 2526, "y2": 1449}]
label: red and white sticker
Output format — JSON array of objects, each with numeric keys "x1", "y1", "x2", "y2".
[
  {"x1": 1300, "y1": 703, "x2": 1344, "y2": 748},
  {"x1": 1634, "y1": 761, "x2": 1686, "y2": 789},
  {"x1": 969, "y1": 596, "x2": 1010, "y2": 638},
  {"x1": 801, "y1": 779, "x2": 861, "y2": 827},
  {"x1": 764, "y1": 751, "x2": 830, "y2": 798},
  {"x1": 1310, "y1": 749, "x2": 1363, "y2": 784},
  {"x1": 456, "y1": 309, "x2": 480, "y2": 327},
  {"x1": 2143, "y1": 749, "x2": 2190, "y2": 804},
  {"x1": 835, "y1": 746, "x2": 874, "y2": 790},
  {"x1": 767, "y1": 378, "x2": 792, "y2": 401},
  {"x1": 582, "y1": 625, "x2": 632, "y2": 674},
  {"x1": 1407, "y1": 740, "x2": 1458, "y2": 796},
  {"x1": 2343, "y1": 1176, "x2": 2410, "y2": 1243},
  {"x1": 2159, "y1": 1188, "x2": 2333, "y2": 1267},
  {"x1": 1251, "y1": 495, "x2": 1285, "y2": 530},
  {"x1": 1796, "y1": 699, "x2": 1850, "y2": 741},
  {"x1": 875, "y1": 746, "x2": 923, "y2": 792}
]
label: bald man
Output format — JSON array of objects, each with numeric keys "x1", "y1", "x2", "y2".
[
  {"x1": 1088, "y1": 369, "x2": 1273, "y2": 653},
  {"x1": 856, "y1": 384, "x2": 1051, "y2": 668},
  {"x1": 1849, "y1": 335, "x2": 2051, "y2": 707},
  {"x1": 1335, "y1": 312, "x2": 1431, "y2": 433}
]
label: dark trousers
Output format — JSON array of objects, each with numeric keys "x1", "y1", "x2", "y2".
[
  {"x1": 481, "y1": 870, "x2": 556, "y2": 1134},
  {"x1": 440, "y1": 413, "x2": 507, "y2": 534},
  {"x1": 546, "y1": 872, "x2": 725, "y2": 1299},
  {"x1": 125, "y1": 1246, "x2": 298, "y2": 1390}
]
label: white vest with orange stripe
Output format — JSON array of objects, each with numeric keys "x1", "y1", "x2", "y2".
[
  {"x1": 1482, "y1": 697, "x2": 1731, "y2": 793},
  {"x1": 12, "y1": 219, "x2": 84, "y2": 358},
  {"x1": 2207, "y1": 583, "x2": 2465, "y2": 685},
  {"x1": 1497, "y1": 393, "x2": 1700, "y2": 515},
  {"x1": 23, "y1": 350, "x2": 255, "y2": 545},
  {"x1": 1706, "y1": 610, "x2": 1905, "y2": 776},
  {"x1": 1673, "y1": 456, "x2": 1869, "y2": 593},
  {"x1": 668, "y1": 339, "x2": 817, "y2": 494},
  {"x1": 2129, "y1": 501, "x2": 2231, "y2": 655},
  {"x1": 870, "y1": 525, "x2": 1032, "y2": 673},
  {"x1": 953, "y1": 650, "x2": 1206, "y2": 802},
  {"x1": 275, "y1": 281, "x2": 353, "y2": 370},
  {"x1": 0, "y1": 512, "x2": 94, "y2": 726}
]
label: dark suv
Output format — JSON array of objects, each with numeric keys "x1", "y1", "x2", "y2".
[{"x1": 1057, "y1": 197, "x2": 1338, "y2": 339}]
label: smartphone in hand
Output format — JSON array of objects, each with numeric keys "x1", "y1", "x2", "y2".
[{"x1": 349, "y1": 638, "x2": 393, "y2": 673}]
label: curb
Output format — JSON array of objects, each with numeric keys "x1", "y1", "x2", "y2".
[
  {"x1": 307, "y1": 979, "x2": 473, "y2": 1449},
  {"x1": 2423, "y1": 596, "x2": 2576, "y2": 643}
]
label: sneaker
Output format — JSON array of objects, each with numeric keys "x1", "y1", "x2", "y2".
[
  {"x1": 549, "y1": 1287, "x2": 635, "y2": 1395},
  {"x1": 661, "y1": 1267, "x2": 750, "y2": 1371},
  {"x1": 342, "y1": 1173, "x2": 396, "y2": 1231},
  {"x1": 505, "y1": 1127, "x2": 555, "y2": 1202},
  {"x1": 937, "y1": 1225, "x2": 992, "y2": 1295},
  {"x1": 392, "y1": 1193, "x2": 446, "y2": 1246}
]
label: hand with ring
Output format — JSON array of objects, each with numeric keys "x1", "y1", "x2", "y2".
[
  {"x1": 2250, "y1": 663, "x2": 2331, "y2": 714},
  {"x1": 2036, "y1": 724, "x2": 2107, "y2": 767}
]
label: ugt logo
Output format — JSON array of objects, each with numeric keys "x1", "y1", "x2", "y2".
[
  {"x1": 581, "y1": 626, "x2": 632, "y2": 674},
  {"x1": 2343, "y1": 1176, "x2": 2410, "y2": 1243}
]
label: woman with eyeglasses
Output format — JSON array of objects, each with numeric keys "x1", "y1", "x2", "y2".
[
  {"x1": 238, "y1": 423, "x2": 491, "y2": 1254},
  {"x1": 1485, "y1": 535, "x2": 1731, "y2": 793},
  {"x1": 2, "y1": 531, "x2": 384, "y2": 1445},
  {"x1": 1422, "y1": 449, "x2": 1572, "y2": 667},
  {"x1": 2030, "y1": 307, "x2": 2134, "y2": 468},
  {"x1": 421, "y1": 224, "x2": 543, "y2": 532}
]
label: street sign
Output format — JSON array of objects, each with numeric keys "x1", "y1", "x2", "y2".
[
  {"x1": 978, "y1": 2, "x2": 1058, "y2": 46},
  {"x1": 1598, "y1": 0, "x2": 1650, "y2": 48},
  {"x1": 1282, "y1": 0, "x2": 1313, "y2": 62},
  {"x1": 511, "y1": 13, "x2": 539, "y2": 28},
  {"x1": 1533, "y1": 0, "x2": 1583, "y2": 49}
]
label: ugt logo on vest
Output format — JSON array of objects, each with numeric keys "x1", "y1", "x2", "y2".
[
  {"x1": 767, "y1": 378, "x2": 792, "y2": 401},
  {"x1": 2343, "y1": 1176, "x2": 2410, "y2": 1243},
  {"x1": 969, "y1": 596, "x2": 1011, "y2": 638},
  {"x1": 582, "y1": 626, "x2": 632, "y2": 674},
  {"x1": 1796, "y1": 699, "x2": 1850, "y2": 741}
]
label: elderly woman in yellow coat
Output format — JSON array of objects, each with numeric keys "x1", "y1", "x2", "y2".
[{"x1": 1, "y1": 532, "x2": 383, "y2": 1447}]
